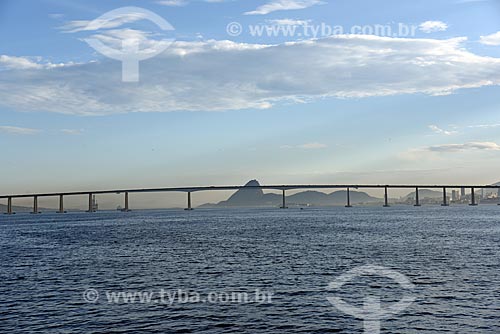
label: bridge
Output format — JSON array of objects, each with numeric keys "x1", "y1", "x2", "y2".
[{"x1": 1, "y1": 184, "x2": 499, "y2": 214}]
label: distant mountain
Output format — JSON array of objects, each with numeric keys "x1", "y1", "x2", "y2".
[
  {"x1": 288, "y1": 190, "x2": 378, "y2": 206},
  {"x1": 0, "y1": 204, "x2": 35, "y2": 213},
  {"x1": 213, "y1": 180, "x2": 280, "y2": 206},
  {"x1": 201, "y1": 180, "x2": 381, "y2": 207}
]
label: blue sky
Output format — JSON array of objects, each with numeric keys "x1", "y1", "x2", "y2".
[{"x1": 1, "y1": 0, "x2": 500, "y2": 208}]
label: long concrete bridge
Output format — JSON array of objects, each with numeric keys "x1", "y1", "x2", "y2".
[
  {"x1": 2, "y1": 184, "x2": 499, "y2": 214},
  {"x1": 1, "y1": 184, "x2": 499, "y2": 214}
]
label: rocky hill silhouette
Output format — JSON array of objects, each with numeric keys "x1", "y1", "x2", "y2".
[{"x1": 203, "y1": 179, "x2": 380, "y2": 207}]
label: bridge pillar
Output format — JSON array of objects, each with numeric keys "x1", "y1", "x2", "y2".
[
  {"x1": 58, "y1": 195, "x2": 66, "y2": 213},
  {"x1": 6, "y1": 197, "x2": 14, "y2": 215},
  {"x1": 345, "y1": 187, "x2": 352, "y2": 207},
  {"x1": 414, "y1": 187, "x2": 421, "y2": 206},
  {"x1": 123, "y1": 192, "x2": 130, "y2": 212},
  {"x1": 87, "y1": 193, "x2": 94, "y2": 212},
  {"x1": 383, "y1": 187, "x2": 390, "y2": 207},
  {"x1": 280, "y1": 189, "x2": 288, "y2": 209},
  {"x1": 470, "y1": 188, "x2": 477, "y2": 206},
  {"x1": 441, "y1": 187, "x2": 449, "y2": 206},
  {"x1": 31, "y1": 196, "x2": 41, "y2": 214},
  {"x1": 185, "y1": 192, "x2": 193, "y2": 210}
]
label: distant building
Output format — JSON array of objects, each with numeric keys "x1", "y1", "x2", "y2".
[
  {"x1": 461, "y1": 187, "x2": 466, "y2": 199},
  {"x1": 452, "y1": 190, "x2": 459, "y2": 202}
]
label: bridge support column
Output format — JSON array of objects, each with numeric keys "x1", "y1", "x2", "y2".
[
  {"x1": 58, "y1": 195, "x2": 66, "y2": 213},
  {"x1": 470, "y1": 188, "x2": 477, "y2": 206},
  {"x1": 345, "y1": 187, "x2": 352, "y2": 207},
  {"x1": 31, "y1": 196, "x2": 41, "y2": 214},
  {"x1": 280, "y1": 189, "x2": 288, "y2": 209},
  {"x1": 441, "y1": 187, "x2": 449, "y2": 206},
  {"x1": 185, "y1": 192, "x2": 193, "y2": 211},
  {"x1": 414, "y1": 187, "x2": 421, "y2": 206},
  {"x1": 87, "y1": 193, "x2": 94, "y2": 212},
  {"x1": 6, "y1": 197, "x2": 14, "y2": 215},
  {"x1": 123, "y1": 192, "x2": 130, "y2": 212},
  {"x1": 383, "y1": 187, "x2": 390, "y2": 207}
]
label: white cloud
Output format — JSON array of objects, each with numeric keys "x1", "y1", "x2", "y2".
[
  {"x1": 282, "y1": 142, "x2": 327, "y2": 149},
  {"x1": 245, "y1": 0, "x2": 325, "y2": 15},
  {"x1": 457, "y1": 0, "x2": 489, "y2": 3},
  {"x1": 157, "y1": 0, "x2": 189, "y2": 6},
  {"x1": 60, "y1": 13, "x2": 149, "y2": 33},
  {"x1": 84, "y1": 28, "x2": 173, "y2": 56},
  {"x1": 426, "y1": 141, "x2": 500, "y2": 152},
  {"x1": 157, "y1": 0, "x2": 232, "y2": 5},
  {"x1": 61, "y1": 129, "x2": 84, "y2": 135},
  {"x1": 479, "y1": 31, "x2": 500, "y2": 46},
  {"x1": 402, "y1": 141, "x2": 500, "y2": 160},
  {"x1": 298, "y1": 142, "x2": 328, "y2": 149},
  {"x1": 0, "y1": 126, "x2": 40, "y2": 135},
  {"x1": 0, "y1": 55, "x2": 43, "y2": 70},
  {"x1": 419, "y1": 21, "x2": 448, "y2": 33},
  {"x1": 0, "y1": 55, "x2": 76, "y2": 70},
  {"x1": 267, "y1": 18, "x2": 311, "y2": 26},
  {"x1": 468, "y1": 123, "x2": 500, "y2": 129},
  {"x1": 428, "y1": 125, "x2": 458, "y2": 135},
  {"x1": 1, "y1": 35, "x2": 500, "y2": 115}
]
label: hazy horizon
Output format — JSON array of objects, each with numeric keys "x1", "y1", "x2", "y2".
[{"x1": 1, "y1": 0, "x2": 500, "y2": 204}]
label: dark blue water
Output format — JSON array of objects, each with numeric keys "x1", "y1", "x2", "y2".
[{"x1": 1, "y1": 206, "x2": 499, "y2": 333}]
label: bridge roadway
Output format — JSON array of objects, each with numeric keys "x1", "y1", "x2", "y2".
[{"x1": 1, "y1": 184, "x2": 499, "y2": 214}]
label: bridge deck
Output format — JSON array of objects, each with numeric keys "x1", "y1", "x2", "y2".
[{"x1": 1, "y1": 184, "x2": 498, "y2": 199}]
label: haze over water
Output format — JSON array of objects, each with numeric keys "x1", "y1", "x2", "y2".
[{"x1": 1, "y1": 206, "x2": 499, "y2": 333}]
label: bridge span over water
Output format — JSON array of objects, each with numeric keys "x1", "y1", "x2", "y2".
[{"x1": 1, "y1": 184, "x2": 499, "y2": 214}]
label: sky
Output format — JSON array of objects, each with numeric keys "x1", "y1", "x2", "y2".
[{"x1": 1, "y1": 0, "x2": 500, "y2": 209}]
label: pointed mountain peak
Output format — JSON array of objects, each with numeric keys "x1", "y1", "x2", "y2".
[
  {"x1": 244, "y1": 179, "x2": 261, "y2": 187},
  {"x1": 223, "y1": 179, "x2": 264, "y2": 205}
]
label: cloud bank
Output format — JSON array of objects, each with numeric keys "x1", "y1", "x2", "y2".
[
  {"x1": 1, "y1": 35, "x2": 500, "y2": 115},
  {"x1": 428, "y1": 125, "x2": 458, "y2": 136},
  {"x1": 426, "y1": 142, "x2": 500, "y2": 152},
  {"x1": 0, "y1": 126, "x2": 40, "y2": 135},
  {"x1": 0, "y1": 55, "x2": 71, "y2": 70}
]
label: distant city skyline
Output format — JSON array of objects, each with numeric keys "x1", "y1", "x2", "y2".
[{"x1": 1, "y1": 0, "x2": 500, "y2": 208}]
